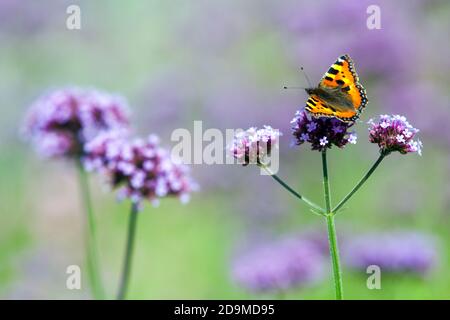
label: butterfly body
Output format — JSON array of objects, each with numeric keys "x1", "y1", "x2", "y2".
[
  {"x1": 304, "y1": 54, "x2": 368, "y2": 123},
  {"x1": 305, "y1": 87, "x2": 354, "y2": 112}
]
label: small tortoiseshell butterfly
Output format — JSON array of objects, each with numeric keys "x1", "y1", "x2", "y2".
[{"x1": 304, "y1": 54, "x2": 368, "y2": 123}]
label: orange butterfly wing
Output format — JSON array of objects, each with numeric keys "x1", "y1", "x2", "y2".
[
  {"x1": 305, "y1": 95, "x2": 335, "y2": 117},
  {"x1": 306, "y1": 54, "x2": 368, "y2": 122}
]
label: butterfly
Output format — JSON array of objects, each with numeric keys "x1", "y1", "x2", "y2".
[{"x1": 304, "y1": 54, "x2": 368, "y2": 123}]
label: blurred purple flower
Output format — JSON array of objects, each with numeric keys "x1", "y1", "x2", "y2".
[
  {"x1": 368, "y1": 114, "x2": 422, "y2": 156},
  {"x1": 230, "y1": 126, "x2": 282, "y2": 166},
  {"x1": 273, "y1": 0, "x2": 419, "y2": 79},
  {"x1": 84, "y1": 132, "x2": 197, "y2": 209},
  {"x1": 300, "y1": 229, "x2": 332, "y2": 256},
  {"x1": 291, "y1": 109, "x2": 357, "y2": 151},
  {"x1": 343, "y1": 231, "x2": 438, "y2": 274},
  {"x1": 22, "y1": 87, "x2": 130, "y2": 158},
  {"x1": 232, "y1": 236, "x2": 324, "y2": 293}
]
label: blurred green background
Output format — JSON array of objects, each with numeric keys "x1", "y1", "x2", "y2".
[{"x1": 1, "y1": 0, "x2": 449, "y2": 299}]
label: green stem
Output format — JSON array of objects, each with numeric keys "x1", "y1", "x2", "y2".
[
  {"x1": 261, "y1": 165, "x2": 325, "y2": 215},
  {"x1": 332, "y1": 154, "x2": 385, "y2": 214},
  {"x1": 321, "y1": 150, "x2": 343, "y2": 300},
  {"x1": 117, "y1": 203, "x2": 139, "y2": 300},
  {"x1": 321, "y1": 151, "x2": 332, "y2": 213},
  {"x1": 76, "y1": 159, "x2": 105, "y2": 300},
  {"x1": 325, "y1": 214, "x2": 343, "y2": 300}
]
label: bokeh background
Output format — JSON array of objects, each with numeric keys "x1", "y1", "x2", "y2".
[{"x1": 1, "y1": 0, "x2": 449, "y2": 299}]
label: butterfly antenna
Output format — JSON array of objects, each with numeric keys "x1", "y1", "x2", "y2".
[
  {"x1": 283, "y1": 66, "x2": 312, "y2": 90},
  {"x1": 283, "y1": 86, "x2": 305, "y2": 90},
  {"x1": 300, "y1": 67, "x2": 313, "y2": 88}
]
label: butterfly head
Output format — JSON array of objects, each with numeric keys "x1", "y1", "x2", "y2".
[{"x1": 305, "y1": 88, "x2": 318, "y2": 95}]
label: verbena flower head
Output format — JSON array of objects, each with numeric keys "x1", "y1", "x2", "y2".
[
  {"x1": 343, "y1": 231, "x2": 438, "y2": 275},
  {"x1": 368, "y1": 114, "x2": 422, "y2": 156},
  {"x1": 231, "y1": 237, "x2": 324, "y2": 293},
  {"x1": 291, "y1": 109, "x2": 357, "y2": 151},
  {"x1": 22, "y1": 87, "x2": 130, "y2": 158},
  {"x1": 230, "y1": 126, "x2": 282, "y2": 166},
  {"x1": 84, "y1": 132, "x2": 196, "y2": 209}
]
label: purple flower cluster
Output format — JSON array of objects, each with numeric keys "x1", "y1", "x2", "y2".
[
  {"x1": 230, "y1": 126, "x2": 282, "y2": 166},
  {"x1": 84, "y1": 131, "x2": 196, "y2": 208},
  {"x1": 231, "y1": 237, "x2": 324, "y2": 293},
  {"x1": 291, "y1": 109, "x2": 357, "y2": 151},
  {"x1": 22, "y1": 87, "x2": 130, "y2": 158},
  {"x1": 368, "y1": 115, "x2": 422, "y2": 156},
  {"x1": 342, "y1": 231, "x2": 438, "y2": 275}
]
